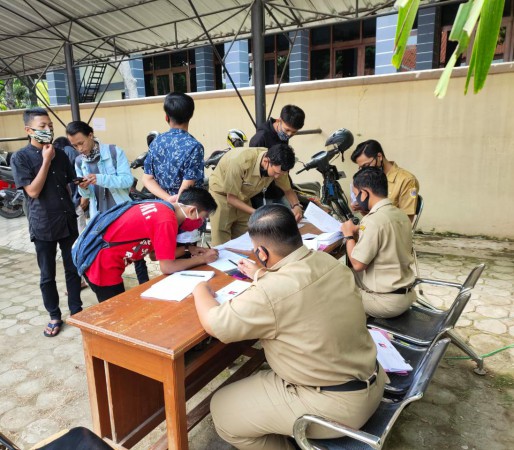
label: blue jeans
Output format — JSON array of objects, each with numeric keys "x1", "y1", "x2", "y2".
[{"x1": 34, "y1": 233, "x2": 82, "y2": 321}]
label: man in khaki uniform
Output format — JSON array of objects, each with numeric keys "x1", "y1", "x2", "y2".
[
  {"x1": 342, "y1": 167, "x2": 416, "y2": 318},
  {"x1": 193, "y1": 205, "x2": 385, "y2": 450},
  {"x1": 350, "y1": 139, "x2": 419, "y2": 220},
  {"x1": 208, "y1": 143, "x2": 303, "y2": 246}
]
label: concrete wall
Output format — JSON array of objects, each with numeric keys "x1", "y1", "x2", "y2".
[{"x1": 1, "y1": 63, "x2": 513, "y2": 239}]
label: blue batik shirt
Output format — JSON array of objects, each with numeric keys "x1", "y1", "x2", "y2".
[{"x1": 143, "y1": 128, "x2": 204, "y2": 195}]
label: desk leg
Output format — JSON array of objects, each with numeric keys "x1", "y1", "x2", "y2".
[
  {"x1": 163, "y1": 356, "x2": 187, "y2": 450},
  {"x1": 83, "y1": 336, "x2": 112, "y2": 439}
]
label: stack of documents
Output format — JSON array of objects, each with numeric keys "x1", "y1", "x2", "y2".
[
  {"x1": 304, "y1": 202, "x2": 342, "y2": 233},
  {"x1": 369, "y1": 329, "x2": 413, "y2": 373},
  {"x1": 141, "y1": 271, "x2": 215, "y2": 301},
  {"x1": 215, "y1": 232, "x2": 253, "y2": 251}
]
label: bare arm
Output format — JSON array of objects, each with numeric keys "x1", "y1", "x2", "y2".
[
  {"x1": 142, "y1": 173, "x2": 174, "y2": 202},
  {"x1": 227, "y1": 193, "x2": 255, "y2": 215},
  {"x1": 193, "y1": 282, "x2": 219, "y2": 335},
  {"x1": 341, "y1": 220, "x2": 368, "y2": 272},
  {"x1": 283, "y1": 189, "x2": 303, "y2": 222},
  {"x1": 158, "y1": 249, "x2": 218, "y2": 275},
  {"x1": 24, "y1": 144, "x2": 54, "y2": 199}
]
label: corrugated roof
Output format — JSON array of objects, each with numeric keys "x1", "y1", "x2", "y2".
[{"x1": 0, "y1": 0, "x2": 440, "y2": 79}]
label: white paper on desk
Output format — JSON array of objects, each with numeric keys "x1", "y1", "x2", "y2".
[
  {"x1": 215, "y1": 232, "x2": 253, "y2": 251},
  {"x1": 304, "y1": 202, "x2": 341, "y2": 233},
  {"x1": 208, "y1": 249, "x2": 248, "y2": 272},
  {"x1": 215, "y1": 280, "x2": 252, "y2": 304},
  {"x1": 317, "y1": 231, "x2": 343, "y2": 246},
  {"x1": 141, "y1": 271, "x2": 215, "y2": 301},
  {"x1": 303, "y1": 238, "x2": 318, "y2": 251},
  {"x1": 369, "y1": 329, "x2": 413, "y2": 373}
]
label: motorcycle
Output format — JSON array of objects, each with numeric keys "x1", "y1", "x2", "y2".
[
  {"x1": 128, "y1": 131, "x2": 157, "y2": 201},
  {"x1": 0, "y1": 162, "x2": 25, "y2": 219}
]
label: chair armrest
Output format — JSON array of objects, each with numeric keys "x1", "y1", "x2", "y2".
[
  {"x1": 293, "y1": 414, "x2": 381, "y2": 450},
  {"x1": 412, "y1": 278, "x2": 462, "y2": 290}
]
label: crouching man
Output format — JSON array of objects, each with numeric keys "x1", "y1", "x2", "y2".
[
  {"x1": 193, "y1": 204, "x2": 385, "y2": 450},
  {"x1": 83, "y1": 187, "x2": 218, "y2": 302}
]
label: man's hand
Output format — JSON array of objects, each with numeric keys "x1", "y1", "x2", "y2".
[
  {"x1": 79, "y1": 197, "x2": 89, "y2": 211},
  {"x1": 194, "y1": 248, "x2": 218, "y2": 264},
  {"x1": 193, "y1": 281, "x2": 216, "y2": 299},
  {"x1": 292, "y1": 205, "x2": 303, "y2": 222},
  {"x1": 84, "y1": 174, "x2": 97, "y2": 185},
  {"x1": 238, "y1": 258, "x2": 261, "y2": 280},
  {"x1": 341, "y1": 220, "x2": 359, "y2": 237},
  {"x1": 42, "y1": 144, "x2": 55, "y2": 162},
  {"x1": 168, "y1": 194, "x2": 179, "y2": 203}
]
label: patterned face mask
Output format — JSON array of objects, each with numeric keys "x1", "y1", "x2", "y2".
[
  {"x1": 82, "y1": 140, "x2": 100, "y2": 162},
  {"x1": 29, "y1": 128, "x2": 54, "y2": 144}
]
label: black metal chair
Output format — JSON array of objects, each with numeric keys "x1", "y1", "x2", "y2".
[
  {"x1": 293, "y1": 338, "x2": 451, "y2": 450},
  {"x1": 368, "y1": 289, "x2": 486, "y2": 375}
]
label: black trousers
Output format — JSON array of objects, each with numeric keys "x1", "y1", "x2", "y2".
[
  {"x1": 84, "y1": 274, "x2": 125, "y2": 303},
  {"x1": 33, "y1": 233, "x2": 82, "y2": 321}
]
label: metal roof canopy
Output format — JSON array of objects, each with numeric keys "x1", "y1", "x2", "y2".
[{"x1": 0, "y1": 0, "x2": 446, "y2": 127}]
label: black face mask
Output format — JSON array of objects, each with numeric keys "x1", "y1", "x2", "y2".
[
  {"x1": 254, "y1": 246, "x2": 269, "y2": 267},
  {"x1": 260, "y1": 166, "x2": 270, "y2": 177},
  {"x1": 356, "y1": 190, "x2": 370, "y2": 213}
]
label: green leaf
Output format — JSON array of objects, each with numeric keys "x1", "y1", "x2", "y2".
[
  {"x1": 470, "y1": 0, "x2": 505, "y2": 93},
  {"x1": 392, "y1": 0, "x2": 420, "y2": 69}
]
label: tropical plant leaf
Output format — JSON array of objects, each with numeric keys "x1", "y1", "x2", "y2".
[
  {"x1": 392, "y1": 0, "x2": 420, "y2": 68},
  {"x1": 466, "y1": 0, "x2": 505, "y2": 93}
]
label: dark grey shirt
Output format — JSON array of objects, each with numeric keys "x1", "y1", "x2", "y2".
[{"x1": 11, "y1": 143, "x2": 78, "y2": 241}]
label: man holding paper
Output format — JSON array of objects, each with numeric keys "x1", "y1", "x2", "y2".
[
  {"x1": 193, "y1": 205, "x2": 385, "y2": 450},
  {"x1": 341, "y1": 167, "x2": 416, "y2": 318},
  {"x1": 208, "y1": 143, "x2": 303, "y2": 246},
  {"x1": 84, "y1": 187, "x2": 219, "y2": 302}
]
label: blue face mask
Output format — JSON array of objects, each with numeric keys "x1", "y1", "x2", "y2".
[{"x1": 277, "y1": 122, "x2": 289, "y2": 142}]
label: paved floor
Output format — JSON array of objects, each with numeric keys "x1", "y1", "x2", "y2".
[{"x1": 0, "y1": 215, "x2": 513, "y2": 449}]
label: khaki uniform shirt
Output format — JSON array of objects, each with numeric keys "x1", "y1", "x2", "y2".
[
  {"x1": 352, "y1": 198, "x2": 415, "y2": 293},
  {"x1": 208, "y1": 147, "x2": 291, "y2": 202},
  {"x1": 208, "y1": 246, "x2": 377, "y2": 386},
  {"x1": 387, "y1": 162, "x2": 419, "y2": 216}
]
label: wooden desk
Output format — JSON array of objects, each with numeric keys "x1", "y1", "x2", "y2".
[
  {"x1": 68, "y1": 269, "x2": 264, "y2": 450},
  {"x1": 68, "y1": 225, "x2": 343, "y2": 449}
]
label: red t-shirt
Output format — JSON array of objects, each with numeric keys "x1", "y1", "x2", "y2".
[{"x1": 86, "y1": 202, "x2": 177, "y2": 286}]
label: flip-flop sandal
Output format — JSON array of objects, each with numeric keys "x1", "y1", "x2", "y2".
[{"x1": 43, "y1": 320, "x2": 63, "y2": 337}]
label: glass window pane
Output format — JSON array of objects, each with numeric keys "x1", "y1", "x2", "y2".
[
  {"x1": 188, "y1": 50, "x2": 196, "y2": 65},
  {"x1": 216, "y1": 44, "x2": 225, "y2": 59},
  {"x1": 365, "y1": 46, "x2": 376, "y2": 75},
  {"x1": 494, "y1": 26, "x2": 507, "y2": 62},
  {"x1": 143, "y1": 57, "x2": 153, "y2": 71},
  {"x1": 215, "y1": 64, "x2": 224, "y2": 90},
  {"x1": 144, "y1": 74, "x2": 154, "y2": 96},
  {"x1": 154, "y1": 55, "x2": 170, "y2": 70},
  {"x1": 171, "y1": 51, "x2": 188, "y2": 67},
  {"x1": 190, "y1": 68, "x2": 197, "y2": 92},
  {"x1": 277, "y1": 34, "x2": 290, "y2": 51},
  {"x1": 265, "y1": 35, "x2": 275, "y2": 53},
  {"x1": 333, "y1": 22, "x2": 360, "y2": 42},
  {"x1": 276, "y1": 56, "x2": 289, "y2": 83},
  {"x1": 156, "y1": 74, "x2": 170, "y2": 95},
  {"x1": 310, "y1": 49, "x2": 330, "y2": 80},
  {"x1": 265, "y1": 59, "x2": 275, "y2": 84},
  {"x1": 335, "y1": 48, "x2": 358, "y2": 78},
  {"x1": 311, "y1": 26, "x2": 330, "y2": 46},
  {"x1": 363, "y1": 18, "x2": 376, "y2": 38},
  {"x1": 173, "y1": 72, "x2": 187, "y2": 93}
]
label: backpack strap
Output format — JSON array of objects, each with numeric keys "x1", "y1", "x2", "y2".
[{"x1": 109, "y1": 144, "x2": 117, "y2": 168}]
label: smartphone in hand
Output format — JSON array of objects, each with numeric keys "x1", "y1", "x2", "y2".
[{"x1": 73, "y1": 177, "x2": 85, "y2": 184}]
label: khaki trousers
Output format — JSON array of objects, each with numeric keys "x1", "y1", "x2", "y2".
[
  {"x1": 360, "y1": 289, "x2": 416, "y2": 318},
  {"x1": 210, "y1": 369, "x2": 386, "y2": 450},
  {"x1": 209, "y1": 191, "x2": 251, "y2": 246}
]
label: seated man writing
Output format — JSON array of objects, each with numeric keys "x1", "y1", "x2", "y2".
[
  {"x1": 341, "y1": 167, "x2": 416, "y2": 318},
  {"x1": 193, "y1": 205, "x2": 385, "y2": 450},
  {"x1": 83, "y1": 187, "x2": 219, "y2": 302},
  {"x1": 208, "y1": 143, "x2": 303, "y2": 246}
]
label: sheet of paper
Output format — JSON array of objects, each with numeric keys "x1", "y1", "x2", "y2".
[
  {"x1": 303, "y1": 238, "x2": 318, "y2": 251},
  {"x1": 316, "y1": 231, "x2": 343, "y2": 246},
  {"x1": 304, "y1": 202, "x2": 342, "y2": 233},
  {"x1": 302, "y1": 233, "x2": 318, "y2": 240},
  {"x1": 369, "y1": 329, "x2": 413, "y2": 373},
  {"x1": 215, "y1": 232, "x2": 253, "y2": 251},
  {"x1": 141, "y1": 271, "x2": 215, "y2": 301},
  {"x1": 208, "y1": 249, "x2": 248, "y2": 272},
  {"x1": 215, "y1": 280, "x2": 252, "y2": 304}
]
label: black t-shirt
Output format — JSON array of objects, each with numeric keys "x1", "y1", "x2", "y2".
[
  {"x1": 249, "y1": 118, "x2": 283, "y2": 148},
  {"x1": 11, "y1": 143, "x2": 78, "y2": 241}
]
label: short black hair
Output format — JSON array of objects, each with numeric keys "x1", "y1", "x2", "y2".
[
  {"x1": 280, "y1": 105, "x2": 305, "y2": 130},
  {"x1": 266, "y1": 143, "x2": 296, "y2": 171},
  {"x1": 53, "y1": 136, "x2": 72, "y2": 150},
  {"x1": 353, "y1": 167, "x2": 388, "y2": 198},
  {"x1": 23, "y1": 107, "x2": 49, "y2": 125},
  {"x1": 351, "y1": 139, "x2": 385, "y2": 163},
  {"x1": 66, "y1": 121, "x2": 94, "y2": 136},
  {"x1": 248, "y1": 204, "x2": 303, "y2": 255},
  {"x1": 163, "y1": 92, "x2": 195, "y2": 125},
  {"x1": 178, "y1": 187, "x2": 217, "y2": 214}
]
